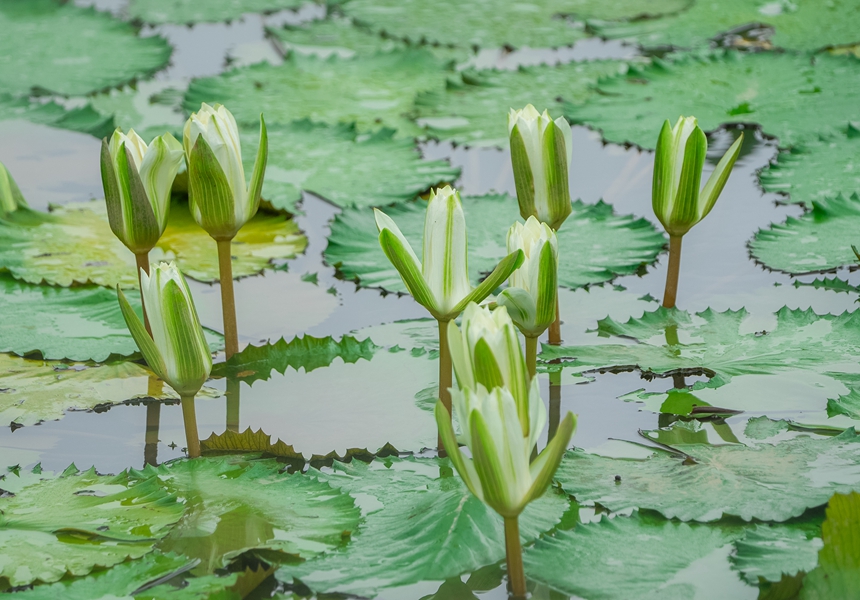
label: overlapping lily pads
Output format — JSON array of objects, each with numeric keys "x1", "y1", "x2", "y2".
[
  {"x1": 127, "y1": 0, "x2": 304, "y2": 24},
  {"x1": 566, "y1": 51, "x2": 860, "y2": 149},
  {"x1": 750, "y1": 193, "x2": 860, "y2": 274},
  {"x1": 731, "y1": 523, "x2": 822, "y2": 584},
  {"x1": 0, "y1": 0, "x2": 171, "y2": 97},
  {"x1": 279, "y1": 456, "x2": 567, "y2": 597},
  {"x1": 184, "y1": 50, "x2": 454, "y2": 135},
  {"x1": 0, "y1": 94, "x2": 115, "y2": 139},
  {"x1": 239, "y1": 120, "x2": 459, "y2": 213},
  {"x1": 325, "y1": 195, "x2": 664, "y2": 293}
]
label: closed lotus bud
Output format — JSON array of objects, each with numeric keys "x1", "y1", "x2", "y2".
[
  {"x1": 652, "y1": 116, "x2": 743, "y2": 237},
  {"x1": 497, "y1": 217, "x2": 558, "y2": 338},
  {"x1": 183, "y1": 103, "x2": 268, "y2": 241},
  {"x1": 100, "y1": 128, "x2": 184, "y2": 254},
  {"x1": 0, "y1": 161, "x2": 28, "y2": 216},
  {"x1": 117, "y1": 262, "x2": 212, "y2": 397},
  {"x1": 508, "y1": 104, "x2": 572, "y2": 231},
  {"x1": 374, "y1": 186, "x2": 523, "y2": 321}
]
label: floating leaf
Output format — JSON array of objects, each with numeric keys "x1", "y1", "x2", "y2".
[
  {"x1": 525, "y1": 512, "x2": 749, "y2": 600},
  {"x1": 279, "y1": 456, "x2": 567, "y2": 597},
  {"x1": 555, "y1": 430, "x2": 860, "y2": 522},
  {"x1": 325, "y1": 195, "x2": 664, "y2": 293},
  {"x1": 89, "y1": 82, "x2": 186, "y2": 143},
  {"x1": 239, "y1": 120, "x2": 459, "y2": 213},
  {"x1": 566, "y1": 51, "x2": 860, "y2": 149},
  {"x1": 744, "y1": 416, "x2": 791, "y2": 441},
  {"x1": 414, "y1": 60, "x2": 631, "y2": 147},
  {"x1": 731, "y1": 523, "x2": 822, "y2": 585},
  {"x1": 200, "y1": 428, "x2": 303, "y2": 460},
  {"x1": 542, "y1": 307, "x2": 860, "y2": 386},
  {"x1": 0, "y1": 94, "x2": 114, "y2": 138},
  {"x1": 127, "y1": 0, "x2": 304, "y2": 24},
  {"x1": 213, "y1": 334, "x2": 379, "y2": 383},
  {"x1": 0, "y1": 466, "x2": 183, "y2": 586},
  {"x1": 184, "y1": 50, "x2": 453, "y2": 135},
  {"x1": 750, "y1": 194, "x2": 860, "y2": 275},
  {"x1": 801, "y1": 491, "x2": 860, "y2": 599},
  {"x1": 792, "y1": 276, "x2": 860, "y2": 295},
  {"x1": 593, "y1": 0, "x2": 860, "y2": 53},
  {"x1": 0, "y1": 0, "x2": 171, "y2": 97}
]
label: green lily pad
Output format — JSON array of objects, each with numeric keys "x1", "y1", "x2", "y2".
[
  {"x1": 731, "y1": 523, "x2": 822, "y2": 585},
  {"x1": 213, "y1": 334, "x2": 379, "y2": 383},
  {"x1": 240, "y1": 120, "x2": 459, "y2": 213},
  {"x1": 801, "y1": 491, "x2": 860, "y2": 599},
  {"x1": 744, "y1": 416, "x2": 792, "y2": 441},
  {"x1": 555, "y1": 430, "x2": 860, "y2": 522},
  {"x1": 759, "y1": 131, "x2": 860, "y2": 208},
  {"x1": 792, "y1": 276, "x2": 860, "y2": 295},
  {"x1": 89, "y1": 81, "x2": 187, "y2": 143},
  {"x1": 127, "y1": 0, "x2": 304, "y2": 24},
  {"x1": 0, "y1": 0, "x2": 171, "y2": 97},
  {"x1": 0, "y1": 95, "x2": 115, "y2": 139},
  {"x1": 593, "y1": 0, "x2": 860, "y2": 53},
  {"x1": 750, "y1": 194, "x2": 860, "y2": 275},
  {"x1": 325, "y1": 195, "x2": 664, "y2": 293},
  {"x1": 184, "y1": 50, "x2": 453, "y2": 136},
  {"x1": 414, "y1": 60, "x2": 632, "y2": 147},
  {"x1": 130, "y1": 457, "x2": 359, "y2": 574},
  {"x1": 341, "y1": 0, "x2": 591, "y2": 50},
  {"x1": 0, "y1": 465, "x2": 183, "y2": 586},
  {"x1": 279, "y1": 456, "x2": 567, "y2": 597},
  {"x1": 542, "y1": 307, "x2": 860, "y2": 386},
  {"x1": 566, "y1": 51, "x2": 860, "y2": 149},
  {"x1": 525, "y1": 512, "x2": 749, "y2": 600}
]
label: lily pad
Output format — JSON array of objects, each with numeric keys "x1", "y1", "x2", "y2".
[
  {"x1": 341, "y1": 0, "x2": 591, "y2": 50},
  {"x1": 0, "y1": 0, "x2": 171, "y2": 97},
  {"x1": 184, "y1": 50, "x2": 453, "y2": 136},
  {"x1": 88, "y1": 81, "x2": 187, "y2": 143},
  {"x1": 731, "y1": 523, "x2": 822, "y2": 585},
  {"x1": 566, "y1": 51, "x2": 860, "y2": 149},
  {"x1": 279, "y1": 456, "x2": 567, "y2": 597},
  {"x1": 555, "y1": 430, "x2": 860, "y2": 521},
  {"x1": 324, "y1": 195, "x2": 664, "y2": 293},
  {"x1": 414, "y1": 60, "x2": 632, "y2": 147},
  {"x1": 750, "y1": 194, "x2": 860, "y2": 275},
  {"x1": 525, "y1": 512, "x2": 749, "y2": 600},
  {"x1": 239, "y1": 120, "x2": 459, "y2": 213},
  {"x1": 542, "y1": 307, "x2": 860, "y2": 386},
  {"x1": 0, "y1": 94, "x2": 114, "y2": 139},
  {"x1": 0, "y1": 465, "x2": 183, "y2": 586},
  {"x1": 759, "y1": 131, "x2": 860, "y2": 208},
  {"x1": 744, "y1": 416, "x2": 791, "y2": 441},
  {"x1": 792, "y1": 276, "x2": 860, "y2": 295},
  {"x1": 593, "y1": 0, "x2": 860, "y2": 53},
  {"x1": 127, "y1": 0, "x2": 304, "y2": 24},
  {"x1": 801, "y1": 491, "x2": 860, "y2": 599}
]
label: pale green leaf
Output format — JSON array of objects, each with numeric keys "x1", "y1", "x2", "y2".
[
  {"x1": 128, "y1": 0, "x2": 304, "y2": 24},
  {"x1": 801, "y1": 491, "x2": 860, "y2": 599},
  {"x1": 731, "y1": 523, "x2": 822, "y2": 585}
]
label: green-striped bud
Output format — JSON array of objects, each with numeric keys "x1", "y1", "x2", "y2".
[
  {"x1": 508, "y1": 105, "x2": 572, "y2": 231},
  {"x1": 117, "y1": 262, "x2": 212, "y2": 398},
  {"x1": 652, "y1": 116, "x2": 743, "y2": 237},
  {"x1": 0, "y1": 161, "x2": 27, "y2": 216},
  {"x1": 100, "y1": 128, "x2": 184, "y2": 254},
  {"x1": 183, "y1": 102, "x2": 268, "y2": 241}
]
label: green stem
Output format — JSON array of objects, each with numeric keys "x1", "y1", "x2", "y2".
[
  {"x1": 144, "y1": 400, "x2": 160, "y2": 467},
  {"x1": 180, "y1": 394, "x2": 200, "y2": 458},
  {"x1": 548, "y1": 368, "x2": 561, "y2": 442},
  {"x1": 548, "y1": 294, "x2": 561, "y2": 346},
  {"x1": 135, "y1": 252, "x2": 152, "y2": 337},
  {"x1": 662, "y1": 235, "x2": 683, "y2": 309},
  {"x1": 525, "y1": 336, "x2": 538, "y2": 380},
  {"x1": 216, "y1": 239, "x2": 239, "y2": 360},
  {"x1": 226, "y1": 377, "x2": 240, "y2": 433},
  {"x1": 437, "y1": 319, "x2": 452, "y2": 453},
  {"x1": 504, "y1": 516, "x2": 527, "y2": 598}
]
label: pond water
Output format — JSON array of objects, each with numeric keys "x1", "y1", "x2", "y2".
[{"x1": 2, "y1": 1, "x2": 859, "y2": 599}]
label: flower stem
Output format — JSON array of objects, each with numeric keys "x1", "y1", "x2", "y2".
[
  {"x1": 226, "y1": 376, "x2": 240, "y2": 433},
  {"x1": 548, "y1": 294, "x2": 561, "y2": 345},
  {"x1": 525, "y1": 335, "x2": 538, "y2": 380},
  {"x1": 180, "y1": 394, "x2": 200, "y2": 458},
  {"x1": 504, "y1": 516, "x2": 527, "y2": 598},
  {"x1": 216, "y1": 238, "x2": 239, "y2": 360},
  {"x1": 437, "y1": 319, "x2": 452, "y2": 453},
  {"x1": 144, "y1": 400, "x2": 160, "y2": 467},
  {"x1": 662, "y1": 235, "x2": 683, "y2": 308},
  {"x1": 135, "y1": 252, "x2": 152, "y2": 337},
  {"x1": 548, "y1": 368, "x2": 561, "y2": 442}
]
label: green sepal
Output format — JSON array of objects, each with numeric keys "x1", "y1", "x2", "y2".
[
  {"x1": 544, "y1": 121, "x2": 572, "y2": 230},
  {"x1": 524, "y1": 411, "x2": 576, "y2": 507},
  {"x1": 247, "y1": 114, "x2": 268, "y2": 219},
  {"x1": 450, "y1": 250, "x2": 524, "y2": 317},
  {"x1": 470, "y1": 408, "x2": 513, "y2": 517},
  {"x1": 535, "y1": 241, "x2": 557, "y2": 328},
  {"x1": 652, "y1": 120, "x2": 674, "y2": 229},
  {"x1": 435, "y1": 400, "x2": 482, "y2": 499},
  {"x1": 498, "y1": 287, "x2": 538, "y2": 336},
  {"x1": 101, "y1": 139, "x2": 128, "y2": 246},
  {"x1": 161, "y1": 279, "x2": 209, "y2": 397},
  {"x1": 378, "y1": 227, "x2": 438, "y2": 314},
  {"x1": 698, "y1": 132, "x2": 743, "y2": 221},
  {"x1": 668, "y1": 126, "x2": 707, "y2": 235},
  {"x1": 117, "y1": 286, "x2": 166, "y2": 381},
  {"x1": 0, "y1": 163, "x2": 27, "y2": 216},
  {"x1": 472, "y1": 338, "x2": 505, "y2": 390},
  {"x1": 510, "y1": 123, "x2": 536, "y2": 221},
  {"x1": 188, "y1": 134, "x2": 236, "y2": 241},
  {"x1": 122, "y1": 143, "x2": 160, "y2": 253}
]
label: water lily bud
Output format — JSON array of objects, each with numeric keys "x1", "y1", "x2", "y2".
[
  {"x1": 0, "y1": 161, "x2": 27, "y2": 216},
  {"x1": 183, "y1": 102, "x2": 268, "y2": 241},
  {"x1": 100, "y1": 128, "x2": 184, "y2": 254},
  {"x1": 374, "y1": 186, "x2": 523, "y2": 321},
  {"x1": 508, "y1": 104, "x2": 572, "y2": 231},
  {"x1": 117, "y1": 262, "x2": 212, "y2": 397},
  {"x1": 497, "y1": 217, "x2": 558, "y2": 338},
  {"x1": 652, "y1": 115, "x2": 743, "y2": 237}
]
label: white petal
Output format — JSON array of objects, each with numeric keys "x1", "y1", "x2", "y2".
[{"x1": 422, "y1": 187, "x2": 471, "y2": 314}]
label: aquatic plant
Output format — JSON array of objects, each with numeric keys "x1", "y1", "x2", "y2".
[{"x1": 0, "y1": 161, "x2": 26, "y2": 216}]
